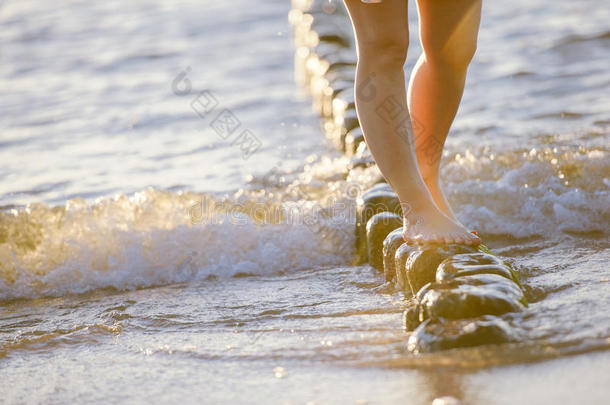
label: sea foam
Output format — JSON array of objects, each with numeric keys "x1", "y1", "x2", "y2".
[{"x1": 1, "y1": 139, "x2": 607, "y2": 299}]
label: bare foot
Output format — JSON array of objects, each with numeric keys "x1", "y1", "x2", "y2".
[
  {"x1": 422, "y1": 174, "x2": 478, "y2": 235},
  {"x1": 402, "y1": 206, "x2": 481, "y2": 245}
]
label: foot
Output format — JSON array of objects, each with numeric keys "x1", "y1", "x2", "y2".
[
  {"x1": 402, "y1": 205, "x2": 481, "y2": 245},
  {"x1": 422, "y1": 174, "x2": 478, "y2": 235}
]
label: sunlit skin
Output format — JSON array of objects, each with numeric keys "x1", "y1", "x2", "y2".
[{"x1": 344, "y1": 0, "x2": 482, "y2": 245}]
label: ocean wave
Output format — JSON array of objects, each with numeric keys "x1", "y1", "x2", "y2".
[
  {"x1": 445, "y1": 138, "x2": 609, "y2": 238},
  {"x1": 1, "y1": 138, "x2": 607, "y2": 299},
  {"x1": 0, "y1": 182, "x2": 356, "y2": 300}
]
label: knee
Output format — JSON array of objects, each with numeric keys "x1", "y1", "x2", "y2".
[
  {"x1": 423, "y1": 39, "x2": 477, "y2": 72},
  {"x1": 357, "y1": 36, "x2": 409, "y2": 72}
]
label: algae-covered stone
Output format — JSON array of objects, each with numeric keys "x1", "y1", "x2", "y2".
[
  {"x1": 382, "y1": 227, "x2": 404, "y2": 281},
  {"x1": 405, "y1": 244, "x2": 478, "y2": 296},
  {"x1": 366, "y1": 212, "x2": 402, "y2": 271},
  {"x1": 407, "y1": 316, "x2": 516, "y2": 353},
  {"x1": 355, "y1": 186, "x2": 402, "y2": 263},
  {"x1": 416, "y1": 274, "x2": 525, "y2": 322},
  {"x1": 436, "y1": 252, "x2": 518, "y2": 284}
]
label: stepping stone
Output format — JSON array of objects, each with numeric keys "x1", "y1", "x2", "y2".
[
  {"x1": 355, "y1": 185, "x2": 401, "y2": 263},
  {"x1": 405, "y1": 244, "x2": 478, "y2": 295},
  {"x1": 366, "y1": 212, "x2": 402, "y2": 272},
  {"x1": 407, "y1": 316, "x2": 517, "y2": 353}
]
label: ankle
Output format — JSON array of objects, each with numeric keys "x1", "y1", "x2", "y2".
[
  {"x1": 420, "y1": 171, "x2": 440, "y2": 186},
  {"x1": 399, "y1": 194, "x2": 439, "y2": 221}
]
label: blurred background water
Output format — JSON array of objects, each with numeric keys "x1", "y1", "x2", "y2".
[{"x1": 0, "y1": 0, "x2": 609, "y2": 404}]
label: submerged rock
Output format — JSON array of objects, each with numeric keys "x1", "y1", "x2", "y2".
[
  {"x1": 407, "y1": 316, "x2": 517, "y2": 353},
  {"x1": 366, "y1": 212, "x2": 402, "y2": 272}
]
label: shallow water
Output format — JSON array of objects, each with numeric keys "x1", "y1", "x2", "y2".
[{"x1": 1, "y1": 0, "x2": 609, "y2": 404}]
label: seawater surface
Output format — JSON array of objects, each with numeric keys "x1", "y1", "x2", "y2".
[{"x1": 1, "y1": 0, "x2": 609, "y2": 404}]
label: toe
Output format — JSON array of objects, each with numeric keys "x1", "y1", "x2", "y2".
[
  {"x1": 466, "y1": 232, "x2": 480, "y2": 245},
  {"x1": 403, "y1": 231, "x2": 417, "y2": 245},
  {"x1": 454, "y1": 233, "x2": 467, "y2": 245},
  {"x1": 456, "y1": 232, "x2": 468, "y2": 245}
]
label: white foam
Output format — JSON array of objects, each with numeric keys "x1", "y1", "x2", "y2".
[
  {"x1": 445, "y1": 143, "x2": 609, "y2": 237},
  {"x1": 1, "y1": 141, "x2": 607, "y2": 299},
  {"x1": 0, "y1": 187, "x2": 355, "y2": 300}
]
